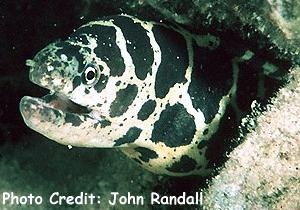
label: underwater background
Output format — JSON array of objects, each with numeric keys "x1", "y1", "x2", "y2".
[{"x1": 0, "y1": 0, "x2": 299, "y2": 209}]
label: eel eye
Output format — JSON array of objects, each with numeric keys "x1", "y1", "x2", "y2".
[{"x1": 83, "y1": 64, "x2": 100, "y2": 86}]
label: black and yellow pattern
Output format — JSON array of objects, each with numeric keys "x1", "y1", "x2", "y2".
[{"x1": 20, "y1": 14, "x2": 239, "y2": 176}]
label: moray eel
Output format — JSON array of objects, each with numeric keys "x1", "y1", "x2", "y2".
[{"x1": 20, "y1": 14, "x2": 242, "y2": 176}]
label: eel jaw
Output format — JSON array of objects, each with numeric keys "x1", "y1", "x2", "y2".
[
  {"x1": 19, "y1": 92, "x2": 118, "y2": 148},
  {"x1": 20, "y1": 92, "x2": 91, "y2": 121},
  {"x1": 19, "y1": 93, "x2": 97, "y2": 147}
]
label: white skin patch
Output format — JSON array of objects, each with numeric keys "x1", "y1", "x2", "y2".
[
  {"x1": 52, "y1": 78, "x2": 62, "y2": 86},
  {"x1": 60, "y1": 54, "x2": 68, "y2": 62},
  {"x1": 47, "y1": 65, "x2": 54, "y2": 71}
]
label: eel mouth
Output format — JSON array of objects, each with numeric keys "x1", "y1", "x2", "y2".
[
  {"x1": 42, "y1": 93, "x2": 91, "y2": 114},
  {"x1": 19, "y1": 92, "x2": 91, "y2": 123}
]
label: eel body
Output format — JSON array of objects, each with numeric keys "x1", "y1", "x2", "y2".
[{"x1": 20, "y1": 14, "x2": 239, "y2": 176}]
